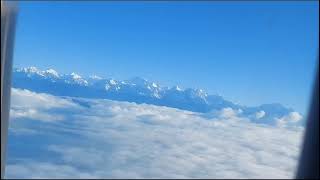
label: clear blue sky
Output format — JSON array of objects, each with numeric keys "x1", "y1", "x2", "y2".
[{"x1": 13, "y1": 1, "x2": 318, "y2": 114}]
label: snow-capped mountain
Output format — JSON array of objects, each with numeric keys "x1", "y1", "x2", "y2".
[{"x1": 12, "y1": 66, "x2": 301, "y2": 125}]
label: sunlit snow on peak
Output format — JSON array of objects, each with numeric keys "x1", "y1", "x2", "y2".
[
  {"x1": 70, "y1": 72, "x2": 82, "y2": 79},
  {"x1": 89, "y1": 75, "x2": 102, "y2": 80},
  {"x1": 44, "y1": 69, "x2": 59, "y2": 77},
  {"x1": 174, "y1": 85, "x2": 183, "y2": 91},
  {"x1": 109, "y1": 79, "x2": 117, "y2": 85}
]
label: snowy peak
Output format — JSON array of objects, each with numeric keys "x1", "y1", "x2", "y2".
[
  {"x1": 16, "y1": 66, "x2": 42, "y2": 75},
  {"x1": 15, "y1": 67, "x2": 60, "y2": 79},
  {"x1": 11, "y1": 67, "x2": 225, "y2": 103},
  {"x1": 89, "y1": 75, "x2": 102, "y2": 80},
  {"x1": 14, "y1": 67, "x2": 90, "y2": 86},
  {"x1": 70, "y1": 72, "x2": 82, "y2": 79},
  {"x1": 104, "y1": 79, "x2": 121, "y2": 91},
  {"x1": 43, "y1": 69, "x2": 59, "y2": 78},
  {"x1": 174, "y1": 85, "x2": 183, "y2": 91},
  {"x1": 187, "y1": 88, "x2": 208, "y2": 102},
  {"x1": 109, "y1": 79, "x2": 117, "y2": 85},
  {"x1": 152, "y1": 82, "x2": 158, "y2": 88},
  {"x1": 64, "y1": 72, "x2": 88, "y2": 86},
  {"x1": 16, "y1": 66, "x2": 38, "y2": 73},
  {"x1": 126, "y1": 77, "x2": 149, "y2": 86}
]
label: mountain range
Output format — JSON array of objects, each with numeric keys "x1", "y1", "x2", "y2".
[{"x1": 11, "y1": 66, "x2": 298, "y2": 125}]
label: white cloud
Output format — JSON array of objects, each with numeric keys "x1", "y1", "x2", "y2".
[
  {"x1": 5, "y1": 161, "x2": 98, "y2": 179},
  {"x1": 11, "y1": 88, "x2": 78, "y2": 109},
  {"x1": 288, "y1": 112, "x2": 303, "y2": 122},
  {"x1": 255, "y1": 110, "x2": 266, "y2": 119},
  {"x1": 219, "y1": 107, "x2": 242, "y2": 119},
  {"x1": 10, "y1": 108, "x2": 65, "y2": 122},
  {"x1": 5, "y1": 90, "x2": 305, "y2": 179},
  {"x1": 276, "y1": 112, "x2": 303, "y2": 127},
  {"x1": 9, "y1": 88, "x2": 79, "y2": 121}
]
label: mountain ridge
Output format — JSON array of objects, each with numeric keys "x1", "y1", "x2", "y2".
[{"x1": 12, "y1": 66, "x2": 301, "y2": 126}]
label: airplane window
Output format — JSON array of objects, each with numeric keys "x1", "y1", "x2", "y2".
[{"x1": 4, "y1": 1, "x2": 319, "y2": 179}]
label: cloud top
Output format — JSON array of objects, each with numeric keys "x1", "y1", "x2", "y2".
[{"x1": 6, "y1": 89, "x2": 305, "y2": 179}]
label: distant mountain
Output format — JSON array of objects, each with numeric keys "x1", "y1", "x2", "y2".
[{"x1": 12, "y1": 66, "x2": 299, "y2": 125}]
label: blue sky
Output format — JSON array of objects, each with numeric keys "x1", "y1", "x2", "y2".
[{"x1": 13, "y1": 1, "x2": 318, "y2": 114}]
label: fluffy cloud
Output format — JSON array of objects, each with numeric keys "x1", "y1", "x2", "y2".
[
  {"x1": 276, "y1": 112, "x2": 303, "y2": 128},
  {"x1": 219, "y1": 107, "x2": 243, "y2": 119},
  {"x1": 5, "y1": 161, "x2": 98, "y2": 179},
  {"x1": 11, "y1": 88, "x2": 78, "y2": 109},
  {"x1": 255, "y1": 110, "x2": 266, "y2": 119},
  {"x1": 10, "y1": 108, "x2": 65, "y2": 122},
  {"x1": 9, "y1": 88, "x2": 80, "y2": 122},
  {"x1": 5, "y1": 89, "x2": 305, "y2": 179}
]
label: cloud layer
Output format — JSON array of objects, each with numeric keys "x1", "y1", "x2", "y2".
[{"x1": 5, "y1": 88, "x2": 304, "y2": 179}]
